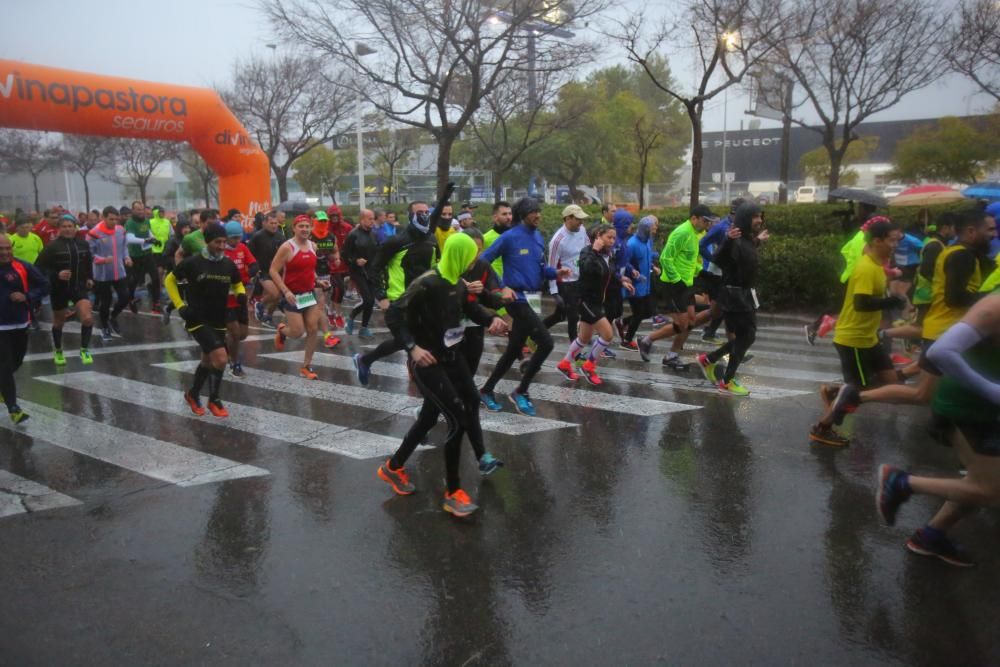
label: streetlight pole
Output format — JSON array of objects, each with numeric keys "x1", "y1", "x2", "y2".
[
  {"x1": 354, "y1": 43, "x2": 377, "y2": 210},
  {"x1": 722, "y1": 85, "x2": 729, "y2": 205}
]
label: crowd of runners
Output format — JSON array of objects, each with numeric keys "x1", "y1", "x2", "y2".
[{"x1": 0, "y1": 192, "x2": 997, "y2": 549}]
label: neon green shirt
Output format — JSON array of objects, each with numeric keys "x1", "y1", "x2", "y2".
[
  {"x1": 11, "y1": 232, "x2": 43, "y2": 264},
  {"x1": 660, "y1": 220, "x2": 701, "y2": 287},
  {"x1": 839, "y1": 230, "x2": 866, "y2": 284}
]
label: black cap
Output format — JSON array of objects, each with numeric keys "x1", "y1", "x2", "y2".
[
  {"x1": 203, "y1": 223, "x2": 227, "y2": 243},
  {"x1": 461, "y1": 202, "x2": 478, "y2": 209},
  {"x1": 690, "y1": 204, "x2": 718, "y2": 220}
]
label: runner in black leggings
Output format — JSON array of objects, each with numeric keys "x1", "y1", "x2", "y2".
[
  {"x1": 342, "y1": 208, "x2": 379, "y2": 337},
  {"x1": 376, "y1": 233, "x2": 507, "y2": 518}
]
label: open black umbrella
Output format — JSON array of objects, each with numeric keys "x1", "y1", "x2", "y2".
[
  {"x1": 275, "y1": 200, "x2": 311, "y2": 215},
  {"x1": 828, "y1": 187, "x2": 888, "y2": 208}
]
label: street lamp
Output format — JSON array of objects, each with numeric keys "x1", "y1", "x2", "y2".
[
  {"x1": 355, "y1": 42, "x2": 377, "y2": 210},
  {"x1": 719, "y1": 31, "x2": 741, "y2": 204}
]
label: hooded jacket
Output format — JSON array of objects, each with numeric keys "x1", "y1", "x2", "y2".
[
  {"x1": 624, "y1": 217, "x2": 658, "y2": 298},
  {"x1": 370, "y1": 222, "x2": 440, "y2": 301},
  {"x1": 578, "y1": 244, "x2": 618, "y2": 305},
  {"x1": 35, "y1": 235, "x2": 93, "y2": 293},
  {"x1": 88, "y1": 220, "x2": 128, "y2": 282},
  {"x1": 149, "y1": 211, "x2": 173, "y2": 255},
  {"x1": 712, "y1": 202, "x2": 761, "y2": 312}
]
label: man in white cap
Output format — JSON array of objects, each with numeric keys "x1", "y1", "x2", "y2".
[{"x1": 543, "y1": 204, "x2": 590, "y2": 343}]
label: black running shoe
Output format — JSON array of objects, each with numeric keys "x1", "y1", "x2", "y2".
[
  {"x1": 875, "y1": 464, "x2": 911, "y2": 526},
  {"x1": 906, "y1": 529, "x2": 975, "y2": 567}
]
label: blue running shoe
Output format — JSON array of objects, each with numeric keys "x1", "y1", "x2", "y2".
[
  {"x1": 254, "y1": 300, "x2": 266, "y2": 323},
  {"x1": 480, "y1": 390, "x2": 502, "y2": 412},
  {"x1": 353, "y1": 353, "x2": 371, "y2": 387},
  {"x1": 601, "y1": 347, "x2": 616, "y2": 359},
  {"x1": 509, "y1": 391, "x2": 536, "y2": 417},
  {"x1": 479, "y1": 452, "x2": 504, "y2": 476},
  {"x1": 345, "y1": 319, "x2": 355, "y2": 335},
  {"x1": 876, "y1": 464, "x2": 911, "y2": 526},
  {"x1": 359, "y1": 326, "x2": 373, "y2": 338}
]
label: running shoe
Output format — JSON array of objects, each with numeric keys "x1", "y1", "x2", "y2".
[
  {"x1": 109, "y1": 317, "x2": 122, "y2": 337},
  {"x1": 831, "y1": 383, "x2": 860, "y2": 425},
  {"x1": 128, "y1": 298, "x2": 139, "y2": 315},
  {"x1": 652, "y1": 315, "x2": 668, "y2": 326},
  {"x1": 701, "y1": 332, "x2": 726, "y2": 345},
  {"x1": 601, "y1": 348, "x2": 616, "y2": 360},
  {"x1": 819, "y1": 384, "x2": 840, "y2": 410},
  {"x1": 876, "y1": 464, "x2": 911, "y2": 527},
  {"x1": 521, "y1": 345, "x2": 533, "y2": 359},
  {"x1": 231, "y1": 363, "x2": 244, "y2": 378},
  {"x1": 300, "y1": 366, "x2": 319, "y2": 380},
  {"x1": 378, "y1": 460, "x2": 415, "y2": 495},
  {"x1": 259, "y1": 317, "x2": 277, "y2": 329},
  {"x1": 274, "y1": 323, "x2": 287, "y2": 352},
  {"x1": 637, "y1": 336, "x2": 652, "y2": 362},
  {"x1": 891, "y1": 353, "x2": 912, "y2": 365},
  {"x1": 661, "y1": 353, "x2": 685, "y2": 369},
  {"x1": 442, "y1": 488, "x2": 478, "y2": 517},
  {"x1": 478, "y1": 453, "x2": 504, "y2": 476},
  {"x1": 718, "y1": 379, "x2": 750, "y2": 396},
  {"x1": 101, "y1": 328, "x2": 113, "y2": 343},
  {"x1": 816, "y1": 314, "x2": 836, "y2": 339},
  {"x1": 151, "y1": 303, "x2": 162, "y2": 315},
  {"x1": 620, "y1": 340, "x2": 638, "y2": 352},
  {"x1": 579, "y1": 360, "x2": 602, "y2": 386},
  {"x1": 696, "y1": 353, "x2": 717, "y2": 384},
  {"x1": 9, "y1": 408, "x2": 29, "y2": 425},
  {"x1": 53, "y1": 349, "x2": 66, "y2": 366},
  {"x1": 803, "y1": 324, "x2": 817, "y2": 346},
  {"x1": 161, "y1": 305, "x2": 172, "y2": 325},
  {"x1": 359, "y1": 326, "x2": 374, "y2": 338},
  {"x1": 345, "y1": 318, "x2": 355, "y2": 335},
  {"x1": 334, "y1": 314, "x2": 346, "y2": 330},
  {"x1": 556, "y1": 358, "x2": 580, "y2": 381},
  {"x1": 29, "y1": 318, "x2": 40, "y2": 332},
  {"x1": 906, "y1": 529, "x2": 975, "y2": 568},
  {"x1": 79, "y1": 349, "x2": 93, "y2": 365},
  {"x1": 353, "y1": 353, "x2": 370, "y2": 387},
  {"x1": 327, "y1": 311, "x2": 338, "y2": 328},
  {"x1": 742, "y1": 353, "x2": 754, "y2": 363},
  {"x1": 207, "y1": 399, "x2": 229, "y2": 417},
  {"x1": 323, "y1": 333, "x2": 340, "y2": 348},
  {"x1": 614, "y1": 318, "x2": 626, "y2": 341},
  {"x1": 509, "y1": 391, "x2": 536, "y2": 417},
  {"x1": 184, "y1": 391, "x2": 206, "y2": 416},
  {"x1": 809, "y1": 424, "x2": 849, "y2": 447},
  {"x1": 479, "y1": 390, "x2": 502, "y2": 412},
  {"x1": 254, "y1": 300, "x2": 266, "y2": 323}
]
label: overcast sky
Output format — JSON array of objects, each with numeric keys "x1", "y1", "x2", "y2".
[{"x1": 3, "y1": 0, "x2": 995, "y2": 135}]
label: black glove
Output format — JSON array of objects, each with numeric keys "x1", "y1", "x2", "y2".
[{"x1": 551, "y1": 293, "x2": 565, "y2": 313}]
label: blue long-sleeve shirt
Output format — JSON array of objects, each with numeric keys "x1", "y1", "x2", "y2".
[
  {"x1": 699, "y1": 216, "x2": 732, "y2": 271},
  {"x1": 624, "y1": 234, "x2": 658, "y2": 297},
  {"x1": 0, "y1": 259, "x2": 50, "y2": 329},
  {"x1": 894, "y1": 233, "x2": 924, "y2": 268},
  {"x1": 479, "y1": 222, "x2": 557, "y2": 302}
]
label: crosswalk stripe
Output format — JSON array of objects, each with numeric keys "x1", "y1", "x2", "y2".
[
  {"x1": 0, "y1": 469, "x2": 81, "y2": 518},
  {"x1": 36, "y1": 372, "x2": 416, "y2": 461},
  {"x1": 261, "y1": 351, "x2": 702, "y2": 417},
  {"x1": 155, "y1": 361, "x2": 577, "y2": 436},
  {"x1": 22, "y1": 334, "x2": 275, "y2": 363},
  {"x1": 0, "y1": 401, "x2": 269, "y2": 486}
]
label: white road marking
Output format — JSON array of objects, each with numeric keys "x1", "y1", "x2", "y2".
[
  {"x1": 22, "y1": 334, "x2": 275, "y2": 362},
  {"x1": 261, "y1": 351, "x2": 702, "y2": 417},
  {"x1": 0, "y1": 401, "x2": 268, "y2": 487},
  {"x1": 155, "y1": 361, "x2": 577, "y2": 436},
  {"x1": 0, "y1": 469, "x2": 81, "y2": 518},
  {"x1": 36, "y1": 372, "x2": 413, "y2": 461}
]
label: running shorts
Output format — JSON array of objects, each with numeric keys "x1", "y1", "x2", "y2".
[
  {"x1": 898, "y1": 265, "x2": 918, "y2": 284},
  {"x1": 50, "y1": 286, "x2": 91, "y2": 311},
  {"x1": 188, "y1": 325, "x2": 227, "y2": 354},
  {"x1": 918, "y1": 338, "x2": 942, "y2": 376},
  {"x1": 695, "y1": 270, "x2": 722, "y2": 301},
  {"x1": 931, "y1": 414, "x2": 1000, "y2": 457},
  {"x1": 578, "y1": 300, "x2": 605, "y2": 325},
  {"x1": 659, "y1": 280, "x2": 694, "y2": 314},
  {"x1": 226, "y1": 306, "x2": 248, "y2": 325},
  {"x1": 833, "y1": 342, "x2": 894, "y2": 388}
]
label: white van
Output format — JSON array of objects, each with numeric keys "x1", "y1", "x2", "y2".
[{"x1": 796, "y1": 186, "x2": 827, "y2": 203}]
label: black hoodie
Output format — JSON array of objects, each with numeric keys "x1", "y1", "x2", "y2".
[{"x1": 712, "y1": 202, "x2": 761, "y2": 310}]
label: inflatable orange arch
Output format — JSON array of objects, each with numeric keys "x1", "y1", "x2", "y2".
[{"x1": 0, "y1": 59, "x2": 271, "y2": 217}]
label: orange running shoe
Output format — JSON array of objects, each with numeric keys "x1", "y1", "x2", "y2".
[
  {"x1": 300, "y1": 366, "x2": 319, "y2": 380},
  {"x1": 323, "y1": 333, "x2": 340, "y2": 349},
  {"x1": 580, "y1": 359, "x2": 602, "y2": 386},
  {"x1": 377, "y1": 460, "x2": 415, "y2": 495},
  {"x1": 556, "y1": 358, "x2": 579, "y2": 381},
  {"x1": 817, "y1": 314, "x2": 836, "y2": 338},
  {"x1": 443, "y1": 488, "x2": 478, "y2": 517},
  {"x1": 184, "y1": 391, "x2": 206, "y2": 416},
  {"x1": 207, "y1": 399, "x2": 229, "y2": 417},
  {"x1": 274, "y1": 323, "x2": 287, "y2": 351}
]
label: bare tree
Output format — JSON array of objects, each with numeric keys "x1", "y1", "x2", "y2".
[
  {"x1": 763, "y1": 0, "x2": 948, "y2": 194},
  {"x1": 946, "y1": 0, "x2": 1000, "y2": 101},
  {"x1": 219, "y1": 54, "x2": 354, "y2": 203},
  {"x1": 59, "y1": 135, "x2": 113, "y2": 211},
  {"x1": 0, "y1": 129, "x2": 60, "y2": 213},
  {"x1": 108, "y1": 138, "x2": 178, "y2": 204},
  {"x1": 366, "y1": 124, "x2": 420, "y2": 204},
  {"x1": 261, "y1": 0, "x2": 603, "y2": 199},
  {"x1": 177, "y1": 147, "x2": 218, "y2": 208},
  {"x1": 616, "y1": 0, "x2": 785, "y2": 206}
]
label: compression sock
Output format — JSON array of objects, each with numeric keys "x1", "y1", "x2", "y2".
[
  {"x1": 565, "y1": 338, "x2": 585, "y2": 362},
  {"x1": 190, "y1": 363, "x2": 210, "y2": 399},
  {"x1": 80, "y1": 325, "x2": 92, "y2": 349},
  {"x1": 588, "y1": 337, "x2": 612, "y2": 363},
  {"x1": 207, "y1": 367, "x2": 224, "y2": 402},
  {"x1": 51, "y1": 327, "x2": 63, "y2": 350}
]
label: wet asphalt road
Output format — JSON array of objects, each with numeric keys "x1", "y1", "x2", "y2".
[{"x1": 1, "y1": 308, "x2": 998, "y2": 666}]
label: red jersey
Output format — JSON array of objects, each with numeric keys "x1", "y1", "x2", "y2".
[
  {"x1": 282, "y1": 239, "x2": 317, "y2": 294},
  {"x1": 33, "y1": 220, "x2": 59, "y2": 245},
  {"x1": 224, "y1": 242, "x2": 257, "y2": 308},
  {"x1": 329, "y1": 221, "x2": 353, "y2": 275}
]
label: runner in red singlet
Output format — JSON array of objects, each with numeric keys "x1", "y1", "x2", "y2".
[
  {"x1": 269, "y1": 215, "x2": 325, "y2": 379},
  {"x1": 223, "y1": 221, "x2": 258, "y2": 377}
]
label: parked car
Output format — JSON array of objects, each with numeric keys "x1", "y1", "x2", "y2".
[
  {"x1": 796, "y1": 186, "x2": 828, "y2": 203},
  {"x1": 882, "y1": 184, "x2": 907, "y2": 199}
]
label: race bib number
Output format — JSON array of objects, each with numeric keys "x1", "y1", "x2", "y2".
[
  {"x1": 444, "y1": 325, "x2": 465, "y2": 347},
  {"x1": 525, "y1": 292, "x2": 542, "y2": 315},
  {"x1": 750, "y1": 288, "x2": 760, "y2": 310},
  {"x1": 295, "y1": 292, "x2": 318, "y2": 309}
]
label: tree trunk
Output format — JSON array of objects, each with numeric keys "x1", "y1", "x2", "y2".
[
  {"x1": 493, "y1": 168, "x2": 502, "y2": 203},
  {"x1": 388, "y1": 164, "x2": 396, "y2": 204},
  {"x1": 826, "y1": 145, "x2": 844, "y2": 199},
  {"x1": 688, "y1": 106, "x2": 703, "y2": 208},
  {"x1": 203, "y1": 179, "x2": 211, "y2": 208},
  {"x1": 275, "y1": 165, "x2": 290, "y2": 203},
  {"x1": 638, "y1": 157, "x2": 647, "y2": 210},
  {"x1": 434, "y1": 134, "x2": 455, "y2": 200},
  {"x1": 138, "y1": 179, "x2": 148, "y2": 205},
  {"x1": 82, "y1": 175, "x2": 91, "y2": 212},
  {"x1": 31, "y1": 174, "x2": 40, "y2": 213}
]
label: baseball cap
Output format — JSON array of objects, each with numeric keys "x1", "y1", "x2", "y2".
[
  {"x1": 561, "y1": 204, "x2": 589, "y2": 220},
  {"x1": 313, "y1": 210, "x2": 329, "y2": 221},
  {"x1": 294, "y1": 214, "x2": 312, "y2": 225},
  {"x1": 690, "y1": 204, "x2": 718, "y2": 220},
  {"x1": 461, "y1": 202, "x2": 478, "y2": 209},
  {"x1": 225, "y1": 221, "x2": 244, "y2": 238}
]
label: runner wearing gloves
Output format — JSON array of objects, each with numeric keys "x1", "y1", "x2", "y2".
[
  {"x1": 35, "y1": 214, "x2": 95, "y2": 366},
  {"x1": 543, "y1": 204, "x2": 589, "y2": 343}
]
